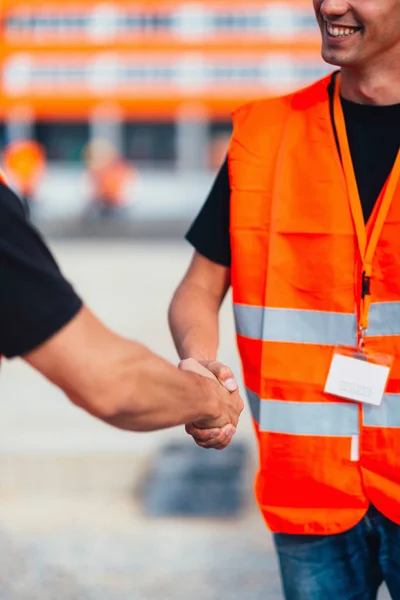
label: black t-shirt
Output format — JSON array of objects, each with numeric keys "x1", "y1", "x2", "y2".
[
  {"x1": 0, "y1": 182, "x2": 83, "y2": 358},
  {"x1": 187, "y1": 77, "x2": 400, "y2": 267}
]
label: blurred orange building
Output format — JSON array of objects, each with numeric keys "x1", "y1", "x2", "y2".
[{"x1": 0, "y1": 1, "x2": 328, "y2": 171}]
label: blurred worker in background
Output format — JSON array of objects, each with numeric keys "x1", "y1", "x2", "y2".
[
  {"x1": 83, "y1": 138, "x2": 136, "y2": 220},
  {"x1": 0, "y1": 170, "x2": 243, "y2": 438},
  {"x1": 169, "y1": 0, "x2": 400, "y2": 598},
  {"x1": 2, "y1": 138, "x2": 46, "y2": 218}
]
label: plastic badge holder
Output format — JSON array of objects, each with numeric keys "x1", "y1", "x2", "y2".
[{"x1": 324, "y1": 347, "x2": 393, "y2": 407}]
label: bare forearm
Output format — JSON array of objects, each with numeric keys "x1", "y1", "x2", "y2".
[
  {"x1": 25, "y1": 306, "x2": 230, "y2": 432},
  {"x1": 99, "y1": 344, "x2": 222, "y2": 432},
  {"x1": 168, "y1": 256, "x2": 244, "y2": 445},
  {"x1": 168, "y1": 281, "x2": 220, "y2": 360},
  {"x1": 58, "y1": 340, "x2": 223, "y2": 432}
]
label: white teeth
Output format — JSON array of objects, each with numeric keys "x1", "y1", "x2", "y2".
[{"x1": 327, "y1": 23, "x2": 359, "y2": 37}]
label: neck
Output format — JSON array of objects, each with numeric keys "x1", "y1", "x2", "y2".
[{"x1": 340, "y1": 65, "x2": 400, "y2": 106}]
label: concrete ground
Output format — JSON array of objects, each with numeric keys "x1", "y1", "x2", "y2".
[{"x1": 0, "y1": 240, "x2": 390, "y2": 599}]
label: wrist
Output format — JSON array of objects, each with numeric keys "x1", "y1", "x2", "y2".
[
  {"x1": 180, "y1": 354, "x2": 216, "y2": 363},
  {"x1": 178, "y1": 344, "x2": 217, "y2": 363}
]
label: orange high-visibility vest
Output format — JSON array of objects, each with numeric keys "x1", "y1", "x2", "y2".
[{"x1": 228, "y1": 72, "x2": 400, "y2": 535}]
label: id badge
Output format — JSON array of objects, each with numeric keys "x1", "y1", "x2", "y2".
[{"x1": 324, "y1": 347, "x2": 393, "y2": 406}]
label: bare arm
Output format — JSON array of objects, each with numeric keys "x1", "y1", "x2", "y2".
[
  {"x1": 169, "y1": 251, "x2": 243, "y2": 449},
  {"x1": 24, "y1": 305, "x2": 242, "y2": 432},
  {"x1": 168, "y1": 251, "x2": 231, "y2": 361}
]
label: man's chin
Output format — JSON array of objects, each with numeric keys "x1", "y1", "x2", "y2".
[{"x1": 321, "y1": 49, "x2": 350, "y2": 67}]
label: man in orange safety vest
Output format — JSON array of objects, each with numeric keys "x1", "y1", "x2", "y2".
[{"x1": 169, "y1": 1, "x2": 400, "y2": 598}]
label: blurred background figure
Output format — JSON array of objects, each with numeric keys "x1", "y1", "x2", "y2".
[
  {"x1": 83, "y1": 138, "x2": 137, "y2": 220},
  {"x1": 2, "y1": 138, "x2": 46, "y2": 217}
]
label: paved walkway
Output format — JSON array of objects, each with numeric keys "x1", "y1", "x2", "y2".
[{"x1": 0, "y1": 495, "x2": 283, "y2": 600}]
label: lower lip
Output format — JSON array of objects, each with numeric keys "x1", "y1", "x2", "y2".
[{"x1": 325, "y1": 24, "x2": 360, "y2": 43}]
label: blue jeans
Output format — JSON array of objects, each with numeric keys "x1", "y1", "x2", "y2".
[{"x1": 274, "y1": 506, "x2": 400, "y2": 600}]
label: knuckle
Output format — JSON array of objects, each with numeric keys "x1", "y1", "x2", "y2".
[
  {"x1": 196, "y1": 429, "x2": 213, "y2": 441},
  {"x1": 207, "y1": 360, "x2": 220, "y2": 372},
  {"x1": 197, "y1": 441, "x2": 213, "y2": 449},
  {"x1": 212, "y1": 435, "x2": 225, "y2": 445},
  {"x1": 218, "y1": 366, "x2": 232, "y2": 379}
]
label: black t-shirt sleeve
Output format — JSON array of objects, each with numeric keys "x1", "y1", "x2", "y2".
[
  {"x1": 0, "y1": 182, "x2": 83, "y2": 358},
  {"x1": 186, "y1": 157, "x2": 231, "y2": 267}
]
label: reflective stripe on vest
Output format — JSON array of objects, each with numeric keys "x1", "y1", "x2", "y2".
[
  {"x1": 246, "y1": 388, "x2": 261, "y2": 424},
  {"x1": 368, "y1": 302, "x2": 400, "y2": 337},
  {"x1": 363, "y1": 394, "x2": 400, "y2": 428},
  {"x1": 246, "y1": 389, "x2": 400, "y2": 431},
  {"x1": 235, "y1": 302, "x2": 400, "y2": 344},
  {"x1": 235, "y1": 304, "x2": 357, "y2": 346},
  {"x1": 246, "y1": 389, "x2": 359, "y2": 435}
]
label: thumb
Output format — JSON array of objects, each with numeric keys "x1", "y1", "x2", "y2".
[{"x1": 199, "y1": 360, "x2": 238, "y2": 392}]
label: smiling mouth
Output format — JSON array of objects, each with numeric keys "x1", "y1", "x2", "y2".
[{"x1": 325, "y1": 22, "x2": 362, "y2": 38}]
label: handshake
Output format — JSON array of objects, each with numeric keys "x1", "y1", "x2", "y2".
[{"x1": 179, "y1": 358, "x2": 244, "y2": 450}]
